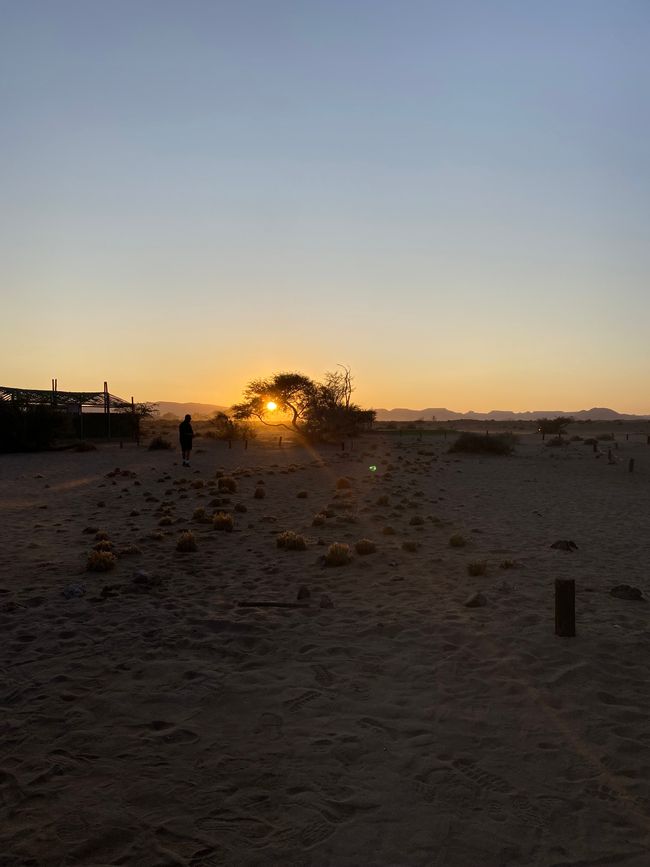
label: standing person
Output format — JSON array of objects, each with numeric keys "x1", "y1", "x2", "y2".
[{"x1": 179, "y1": 414, "x2": 194, "y2": 467}]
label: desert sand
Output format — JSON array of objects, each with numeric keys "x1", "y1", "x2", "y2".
[{"x1": 2, "y1": 430, "x2": 650, "y2": 866}]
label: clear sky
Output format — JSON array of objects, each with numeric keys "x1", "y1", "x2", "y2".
[{"x1": 2, "y1": 0, "x2": 649, "y2": 412}]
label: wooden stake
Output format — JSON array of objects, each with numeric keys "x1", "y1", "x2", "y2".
[
  {"x1": 629, "y1": 458, "x2": 635, "y2": 473},
  {"x1": 555, "y1": 578, "x2": 575, "y2": 637}
]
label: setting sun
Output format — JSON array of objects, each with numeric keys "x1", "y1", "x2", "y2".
[{"x1": 266, "y1": 401, "x2": 277, "y2": 411}]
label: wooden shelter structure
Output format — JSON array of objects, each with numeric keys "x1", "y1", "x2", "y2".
[{"x1": 0, "y1": 381, "x2": 137, "y2": 440}]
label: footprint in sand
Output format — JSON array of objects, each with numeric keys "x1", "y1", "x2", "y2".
[
  {"x1": 311, "y1": 664, "x2": 335, "y2": 687},
  {"x1": 451, "y1": 757, "x2": 514, "y2": 795},
  {"x1": 356, "y1": 717, "x2": 398, "y2": 741},
  {"x1": 284, "y1": 690, "x2": 321, "y2": 713}
]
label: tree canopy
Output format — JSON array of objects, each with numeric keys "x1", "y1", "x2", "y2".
[{"x1": 231, "y1": 367, "x2": 375, "y2": 440}]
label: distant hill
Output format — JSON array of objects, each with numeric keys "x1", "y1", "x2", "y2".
[
  {"x1": 153, "y1": 401, "x2": 230, "y2": 420},
  {"x1": 373, "y1": 406, "x2": 650, "y2": 422}
]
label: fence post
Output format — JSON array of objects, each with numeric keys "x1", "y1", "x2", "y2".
[{"x1": 555, "y1": 579, "x2": 575, "y2": 637}]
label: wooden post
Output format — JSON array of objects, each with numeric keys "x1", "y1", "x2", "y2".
[
  {"x1": 104, "y1": 381, "x2": 110, "y2": 440},
  {"x1": 593, "y1": 441, "x2": 597, "y2": 452},
  {"x1": 278, "y1": 436, "x2": 282, "y2": 448},
  {"x1": 244, "y1": 438, "x2": 248, "y2": 450},
  {"x1": 228, "y1": 439, "x2": 232, "y2": 449},
  {"x1": 555, "y1": 578, "x2": 575, "y2": 637},
  {"x1": 341, "y1": 441, "x2": 345, "y2": 451},
  {"x1": 647, "y1": 435, "x2": 650, "y2": 445},
  {"x1": 629, "y1": 458, "x2": 635, "y2": 473},
  {"x1": 626, "y1": 434, "x2": 629, "y2": 441}
]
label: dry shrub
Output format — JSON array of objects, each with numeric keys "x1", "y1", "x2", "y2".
[
  {"x1": 118, "y1": 544, "x2": 142, "y2": 558},
  {"x1": 324, "y1": 542, "x2": 352, "y2": 566},
  {"x1": 500, "y1": 559, "x2": 516, "y2": 570},
  {"x1": 191, "y1": 480, "x2": 204, "y2": 489},
  {"x1": 234, "y1": 503, "x2": 247, "y2": 513},
  {"x1": 402, "y1": 540, "x2": 419, "y2": 552},
  {"x1": 158, "y1": 516, "x2": 174, "y2": 526},
  {"x1": 467, "y1": 560, "x2": 488, "y2": 576},
  {"x1": 312, "y1": 513, "x2": 327, "y2": 526},
  {"x1": 93, "y1": 540, "x2": 114, "y2": 552},
  {"x1": 176, "y1": 530, "x2": 197, "y2": 552},
  {"x1": 296, "y1": 491, "x2": 308, "y2": 498},
  {"x1": 381, "y1": 526, "x2": 395, "y2": 535},
  {"x1": 449, "y1": 533, "x2": 466, "y2": 548},
  {"x1": 192, "y1": 507, "x2": 207, "y2": 521},
  {"x1": 277, "y1": 530, "x2": 307, "y2": 551},
  {"x1": 213, "y1": 511, "x2": 234, "y2": 532},
  {"x1": 87, "y1": 550, "x2": 116, "y2": 572},
  {"x1": 355, "y1": 539, "x2": 377, "y2": 555},
  {"x1": 376, "y1": 495, "x2": 389, "y2": 506},
  {"x1": 409, "y1": 515, "x2": 424, "y2": 526},
  {"x1": 148, "y1": 436, "x2": 172, "y2": 451},
  {"x1": 218, "y1": 477, "x2": 237, "y2": 493},
  {"x1": 95, "y1": 530, "x2": 110, "y2": 541},
  {"x1": 253, "y1": 486, "x2": 266, "y2": 499},
  {"x1": 336, "y1": 477, "x2": 351, "y2": 489}
]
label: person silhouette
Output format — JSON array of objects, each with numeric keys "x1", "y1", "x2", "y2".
[{"x1": 179, "y1": 414, "x2": 194, "y2": 467}]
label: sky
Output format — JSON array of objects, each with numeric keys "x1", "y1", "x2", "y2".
[{"x1": 2, "y1": 0, "x2": 650, "y2": 412}]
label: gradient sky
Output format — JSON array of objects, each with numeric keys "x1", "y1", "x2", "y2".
[{"x1": 2, "y1": 0, "x2": 649, "y2": 412}]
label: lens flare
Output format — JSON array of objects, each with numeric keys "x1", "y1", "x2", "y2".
[{"x1": 266, "y1": 401, "x2": 277, "y2": 411}]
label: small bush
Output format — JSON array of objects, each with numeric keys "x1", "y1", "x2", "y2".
[
  {"x1": 86, "y1": 550, "x2": 116, "y2": 572},
  {"x1": 93, "y1": 540, "x2": 114, "y2": 552},
  {"x1": 296, "y1": 491, "x2": 308, "y2": 498},
  {"x1": 546, "y1": 437, "x2": 566, "y2": 448},
  {"x1": 467, "y1": 560, "x2": 488, "y2": 576},
  {"x1": 253, "y1": 486, "x2": 266, "y2": 499},
  {"x1": 336, "y1": 477, "x2": 352, "y2": 489},
  {"x1": 117, "y1": 544, "x2": 142, "y2": 558},
  {"x1": 158, "y1": 516, "x2": 174, "y2": 526},
  {"x1": 277, "y1": 530, "x2": 307, "y2": 551},
  {"x1": 148, "y1": 436, "x2": 172, "y2": 451},
  {"x1": 402, "y1": 540, "x2": 419, "y2": 552},
  {"x1": 500, "y1": 559, "x2": 517, "y2": 570},
  {"x1": 449, "y1": 533, "x2": 466, "y2": 548},
  {"x1": 192, "y1": 507, "x2": 207, "y2": 521},
  {"x1": 312, "y1": 512, "x2": 327, "y2": 526},
  {"x1": 74, "y1": 441, "x2": 97, "y2": 452},
  {"x1": 324, "y1": 542, "x2": 352, "y2": 566},
  {"x1": 449, "y1": 433, "x2": 515, "y2": 456},
  {"x1": 376, "y1": 495, "x2": 389, "y2": 506},
  {"x1": 381, "y1": 526, "x2": 396, "y2": 535},
  {"x1": 176, "y1": 530, "x2": 197, "y2": 552},
  {"x1": 355, "y1": 539, "x2": 377, "y2": 555},
  {"x1": 213, "y1": 511, "x2": 234, "y2": 532},
  {"x1": 218, "y1": 477, "x2": 237, "y2": 493},
  {"x1": 95, "y1": 530, "x2": 110, "y2": 541}
]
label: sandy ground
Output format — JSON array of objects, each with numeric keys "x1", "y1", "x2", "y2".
[{"x1": 1, "y1": 430, "x2": 650, "y2": 866}]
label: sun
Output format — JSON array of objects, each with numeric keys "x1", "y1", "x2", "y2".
[{"x1": 266, "y1": 401, "x2": 277, "y2": 411}]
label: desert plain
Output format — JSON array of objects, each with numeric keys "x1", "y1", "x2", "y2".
[{"x1": 2, "y1": 426, "x2": 650, "y2": 866}]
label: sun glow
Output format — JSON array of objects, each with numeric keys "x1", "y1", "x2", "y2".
[{"x1": 266, "y1": 401, "x2": 277, "y2": 411}]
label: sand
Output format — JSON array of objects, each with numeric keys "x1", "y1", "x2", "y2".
[{"x1": 1, "y1": 430, "x2": 650, "y2": 866}]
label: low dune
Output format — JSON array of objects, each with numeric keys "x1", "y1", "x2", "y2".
[{"x1": 2, "y1": 431, "x2": 649, "y2": 865}]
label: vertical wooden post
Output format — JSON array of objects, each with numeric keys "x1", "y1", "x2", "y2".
[
  {"x1": 104, "y1": 381, "x2": 110, "y2": 440},
  {"x1": 341, "y1": 441, "x2": 345, "y2": 451},
  {"x1": 593, "y1": 441, "x2": 597, "y2": 452},
  {"x1": 244, "y1": 438, "x2": 248, "y2": 450},
  {"x1": 228, "y1": 439, "x2": 232, "y2": 449},
  {"x1": 629, "y1": 458, "x2": 635, "y2": 473},
  {"x1": 79, "y1": 401, "x2": 84, "y2": 440},
  {"x1": 278, "y1": 436, "x2": 282, "y2": 448},
  {"x1": 626, "y1": 434, "x2": 629, "y2": 441},
  {"x1": 555, "y1": 578, "x2": 575, "y2": 637}
]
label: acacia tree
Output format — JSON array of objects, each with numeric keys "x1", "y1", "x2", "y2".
[{"x1": 231, "y1": 367, "x2": 375, "y2": 440}]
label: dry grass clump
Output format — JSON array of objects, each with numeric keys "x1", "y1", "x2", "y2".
[
  {"x1": 276, "y1": 530, "x2": 308, "y2": 551},
  {"x1": 336, "y1": 477, "x2": 352, "y2": 489},
  {"x1": 449, "y1": 432, "x2": 516, "y2": 456},
  {"x1": 158, "y1": 516, "x2": 174, "y2": 526},
  {"x1": 376, "y1": 495, "x2": 389, "y2": 506},
  {"x1": 409, "y1": 515, "x2": 424, "y2": 526},
  {"x1": 74, "y1": 441, "x2": 97, "y2": 452},
  {"x1": 312, "y1": 512, "x2": 327, "y2": 526},
  {"x1": 117, "y1": 544, "x2": 142, "y2": 558},
  {"x1": 381, "y1": 526, "x2": 396, "y2": 536},
  {"x1": 213, "y1": 511, "x2": 234, "y2": 532},
  {"x1": 218, "y1": 476, "x2": 237, "y2": 493},
  {"x1": 402, "y1": 540, "x2": 419, "y2": 552},
  {"x1": 192, "y1": 507, "x2": 207, "y2": 521},
  {"x1": 253, "y1": 486, "x2": 266, "y2": 499},
  {"x1": 93, "y1": 540, "x2": 114, "y2": 552},
  {"x1": 148, "y1": 436, "x2": 173, "y2": 451},
  {"x1": 176, "y1": 530, "x2": 197, "y2": 552},
  {"x1": 95, "y1": 530, "x2": 110, "y2": 541},
  {"x1": 449, "y1": 533, "x2": 467, "y2": 548},
  {"x1": 296, "y1": 490, "x2": 308, "y2": 498},
  {"x1": 499, "y1": 559, "x2": 517, "y2": 570},
  {"x1": 191, "y1": 479, "x2": 204, "y2": 489},
  {"x1": 324, "y1": 542, "x2": 352, "y2": 566},
  {"x1": 467, "y1": 560, "x2": 488, "y2": 576},
  {"x1": 86, "y1": 550, "x2": 116, "y2": 572},
  {"x1": 355, "y1": 539, "x2": 377, "y2": 555},
  {"x1": 234, "y1": 503, "x2": 247, "y2": 513}
]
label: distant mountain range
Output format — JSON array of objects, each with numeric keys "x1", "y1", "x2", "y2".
[
  {"x1": 373, "y1": 406, "x2": 650, "y2": 421},
  {"x1": 154, "y1": 401, "x2": 650, "y2": 422}
]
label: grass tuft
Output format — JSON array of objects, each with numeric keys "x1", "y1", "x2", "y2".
[
  {"x1": 86, "y1": 550, "x2": 116, "y2": 572},
  {"x1": 213, "y1": 511, "x2": 234, "y2": 532},
  {"x1": 449, "y1": 533, "x2": 466, "y2": 548},
  {"x1": 277, "y1": 530, "x2": 308, "y2": 551},
  {"x1": 355, "y1": 538, "x2": 377, "y2": 555},
  {"x1": 324, "y1": 542, "x2": 352, "y2": 566},
  {"x1": 176, "y1": 530, "x2": 197, "y2": 552}
]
